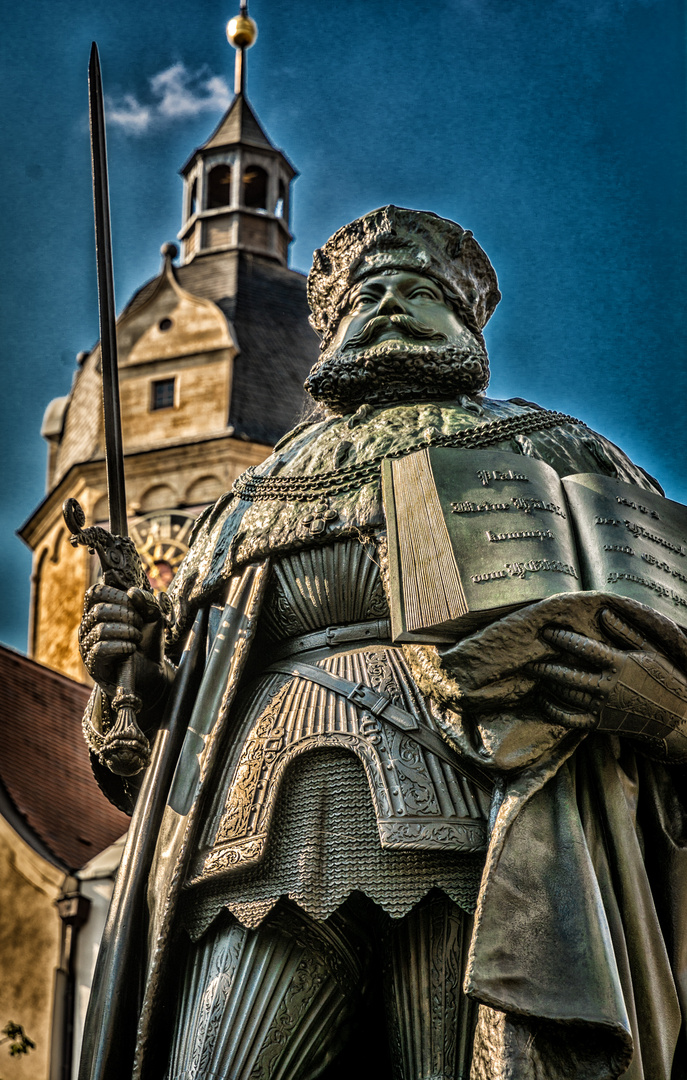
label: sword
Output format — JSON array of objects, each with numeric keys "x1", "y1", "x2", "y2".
[
  {"x1": 88, "y1": 41, "x2": 127, "y2": 537},
  {"x1": 63, "y1": 44, "x2": 172, "y2": 776}
]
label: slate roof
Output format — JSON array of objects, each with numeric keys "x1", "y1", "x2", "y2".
[
  {"x1": 219, "y1": 253, "x2": 320, "y2": 444},
  {"x1": 0, "y1": 646, "x2": 130, "y2": 871},
  {"x1": 180, "y1": 94, "x2": 296, "y2": 176},
  {"x1": 203, "y1": 93, "x2": 271, "y2": 149}
]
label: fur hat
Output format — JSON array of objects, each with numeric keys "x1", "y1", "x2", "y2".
[{"x1": 307, "y1": 205, "x2": 501, "y2": 346}]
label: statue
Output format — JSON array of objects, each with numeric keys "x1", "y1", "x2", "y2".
[{"x1": 77, "y1": 207, "x2": 687, "y2": 1080}]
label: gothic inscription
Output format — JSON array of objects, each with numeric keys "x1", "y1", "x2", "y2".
[
  {"x1": 477, "y1": 468, "x2": 529, "y2": 487},
  {"x1": 562, "y1": 472, "x2": 687, "y2": 631},
  {"x1": 486, "y1": 529, "x2": 555, "y2": 543},
  {"x1": 472, "y1": 559, "x2": 579, "y2": 585},
  {"x1": 624, "y1": 522, "x2": 687, "y2": 557},
  {"x1": 510, "y1": 497, "x2": 566, "y2": 518},
  {"x1": 606, "y1": 571, "x2": 687, "y2": 611},
  {"x1": 451, "y1": 501, "x2": 509, "y2": 513},
  {"x1": 615, "y1": 495, "x2": 660, "y2": 519},
  {"x1": 642, "y1": 552, "x2": 687, "y2": 584},
  {"x1": 387, "y1": 449, "x2": 687, "y2": 639},
  {"x1": 595, "y1": 515, "x2": 687, "y2": 557},
  {"x1": 451, "y1": 497, "x2": 565, "y2": 517}
]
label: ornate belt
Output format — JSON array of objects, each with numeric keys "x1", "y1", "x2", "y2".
[
  {"x1": 265, "y1": 656, "x2": 493, "y2": 795},
  {"x1": 267, "y1": 618, "x2": 392, "y2": 661}
]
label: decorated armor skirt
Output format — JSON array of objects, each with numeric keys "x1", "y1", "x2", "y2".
[{"x1": 178, "y1": 539, "x2": 491, "y2": 937}]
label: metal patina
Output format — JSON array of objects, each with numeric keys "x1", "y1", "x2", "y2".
[{"x1": 76, "y1": 203, "x2": 687, "y2": 1080}]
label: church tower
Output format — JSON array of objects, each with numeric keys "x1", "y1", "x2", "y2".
[
  {"x1": 179, "y1": 6, "x2": 295, "y2": 267},
  {"x1": 20, "y1": 5, "x2": 319, "y2": 681}
]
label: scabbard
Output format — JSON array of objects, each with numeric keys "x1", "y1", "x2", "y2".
[{"x1": 78, "y1": 609, "x2": 208, "y2": 1080}]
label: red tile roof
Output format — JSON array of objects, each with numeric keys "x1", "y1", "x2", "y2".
[{"x1": 0, "y1": 646, "x2": 130, "y2": 870}]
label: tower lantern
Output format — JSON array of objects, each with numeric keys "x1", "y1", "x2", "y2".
[{"x1": 178, "y1": 3, "x2": 296, "y2": 266}]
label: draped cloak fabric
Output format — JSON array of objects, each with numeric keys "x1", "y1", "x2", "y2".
[{"x1": 77, "y1": 397, "x2": 687, "y2": 1080}]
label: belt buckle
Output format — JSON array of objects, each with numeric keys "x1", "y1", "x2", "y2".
[
  {"x1": 347, "y1": 681, "x2": 369, "y2": 707},
  {"x1": 325, "y1": 625, "x2": 339, "y2": 647},
  {"x1": 347, "y1": 682, "x2": 389, "y2": 719}
]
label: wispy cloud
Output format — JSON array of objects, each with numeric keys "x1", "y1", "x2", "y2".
[
  {"x1": 107, "y1": 94, "x2": 152, "y2": 134},
  {"x1": 107, "y1": 63, "x2": 231, "y2": 135}
]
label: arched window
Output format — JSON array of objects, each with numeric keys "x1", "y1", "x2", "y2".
[
  {"x1": 243, "y1": 165, "x2": 268, "y2": 210},
  {"x1": 189, "y1": 179, "x2": 198, "y2": 216},
  {"x1": 275, "y1": 179, "x2": 286, "y2": 218},
  {"x1": 206, "y1": 165, "x2": 233, "y2": 209}
]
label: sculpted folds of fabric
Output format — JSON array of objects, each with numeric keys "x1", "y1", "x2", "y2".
[{"x1": 76, "y1": 208, "x2": 687, "y2": 1080}]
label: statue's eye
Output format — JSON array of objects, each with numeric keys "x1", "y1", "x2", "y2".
[
  {"x1": 352, "y1": 294, "x2": 376, "y2": 309},
  {"x1": 409, "y1": 287, "x2": 437, "y2": 300}
]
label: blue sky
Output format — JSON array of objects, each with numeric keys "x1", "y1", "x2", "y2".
[{"x1": 0, "y1": 0, "x2": 685, "y2": 652}]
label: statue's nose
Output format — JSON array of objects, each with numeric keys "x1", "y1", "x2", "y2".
[{"x1": 376, "y1": 291, "x2": 404, "y2": 316}]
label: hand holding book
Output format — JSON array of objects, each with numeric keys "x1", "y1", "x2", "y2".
[
  {"x1": 425, "y1": 591, "x2": 687, "y2": 769},
  {"x1": 529, "y1": 608, "x2": 687, "y2": 760}
]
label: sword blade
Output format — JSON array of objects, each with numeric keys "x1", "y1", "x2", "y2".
[{"x1": 89, "y1": 42, "x2": 127, "y2": 538}]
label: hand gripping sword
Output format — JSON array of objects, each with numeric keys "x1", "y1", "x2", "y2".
[{"x1": 63, "y1": 44, "x2": 173, "y2": 777}]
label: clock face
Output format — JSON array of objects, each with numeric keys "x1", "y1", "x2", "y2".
[{"x1": 129, "y1": 511, "x2": 197, "y2": 593}]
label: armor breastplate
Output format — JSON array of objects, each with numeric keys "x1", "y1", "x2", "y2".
[{"x1": 187, "y1": 539, "x2": 490, "y2": 888}]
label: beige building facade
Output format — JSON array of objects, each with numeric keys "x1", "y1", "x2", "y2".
[
  {"x1": 0, "y1": 814, "x2": 64, "y2": 1080},
  {"x1": 0, "y1": 646, "x2": 128, "y2": 1080}
]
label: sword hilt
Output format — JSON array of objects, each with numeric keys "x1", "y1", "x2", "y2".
[
  {"x1": 64, "y1": 498, "x2": 174, "y2": 776},
  {"x1": 105, "y1": 657, "x2": 150, "y2": 776}
]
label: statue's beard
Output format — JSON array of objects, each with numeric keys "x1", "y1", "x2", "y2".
[{"x1": 304, "y1": 315, "x2": 490, "y2": 412}]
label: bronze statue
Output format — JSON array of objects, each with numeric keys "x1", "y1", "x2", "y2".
[{"x1": 77, "y1": 207, "x2": 687, "y2": 1080}]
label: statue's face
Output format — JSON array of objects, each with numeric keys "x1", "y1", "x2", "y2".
[
  {"x1": 331, "y1": 271, "x2": 476, "y2": 355},
  {"x1": 304, "y1": 267, "x2": 490, "y2": 412}
]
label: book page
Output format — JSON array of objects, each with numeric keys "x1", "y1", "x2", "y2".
[
  {"x1": 384, "y1": 448, "x2": 581, "y2": 641},
  {"x1": 562, "y1": 473, "x2": 687, "y2": 629}
]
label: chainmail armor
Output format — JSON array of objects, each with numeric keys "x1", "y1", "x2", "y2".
[{"x1": 180, "y1": 750, "x2": 485, "y2": 938}]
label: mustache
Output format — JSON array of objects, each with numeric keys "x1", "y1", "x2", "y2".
[{"x1": 343, "y1": 313, "x2": 448, "y2": 350}]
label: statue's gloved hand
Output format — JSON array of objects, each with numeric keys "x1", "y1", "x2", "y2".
[
  {"x1": 79, "y1": 582, "x2": 171, "y2": 706},
  {"x1": 528, "y1": 607, "x2": 687, "y2": 760}
]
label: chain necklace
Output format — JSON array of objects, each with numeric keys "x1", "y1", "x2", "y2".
[{"x1": 232, "y1": 409, "x2": 584, "y2": 503}]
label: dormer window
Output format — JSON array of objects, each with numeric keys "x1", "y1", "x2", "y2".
[
  {"x1": 206, "y1": 165, "x2": 233, "y2": 209},
  {"x1": 189, "y1": 179, "x2": 198, "y2": 216},
  {"x1": 243, "y1": 166, "x2": 267, "y2": 210}
]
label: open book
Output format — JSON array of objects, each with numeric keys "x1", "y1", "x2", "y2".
[{"x1": 382, "y1": 447, "x2": 687, "y2": 643}]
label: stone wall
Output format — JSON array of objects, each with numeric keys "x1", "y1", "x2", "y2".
[{"x1": 0, "y1": 816, "x2": 63, "y2": 1080}]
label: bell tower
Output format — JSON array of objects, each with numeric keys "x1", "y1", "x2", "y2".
[
  {"x1": 178, "y1": 2, "x2": 296, "y2": 266},
  {"x1": 23, "y1": 2, "x2": 319, "y2": 682}
]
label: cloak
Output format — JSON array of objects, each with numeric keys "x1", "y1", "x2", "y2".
[{"x1": 78, "y1": 399, "x2": 687, "y2": 1080}]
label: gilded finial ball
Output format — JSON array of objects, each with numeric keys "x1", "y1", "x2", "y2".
[{"x1": 227, "y1": 12, "x2": 258, "y2": 49}]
